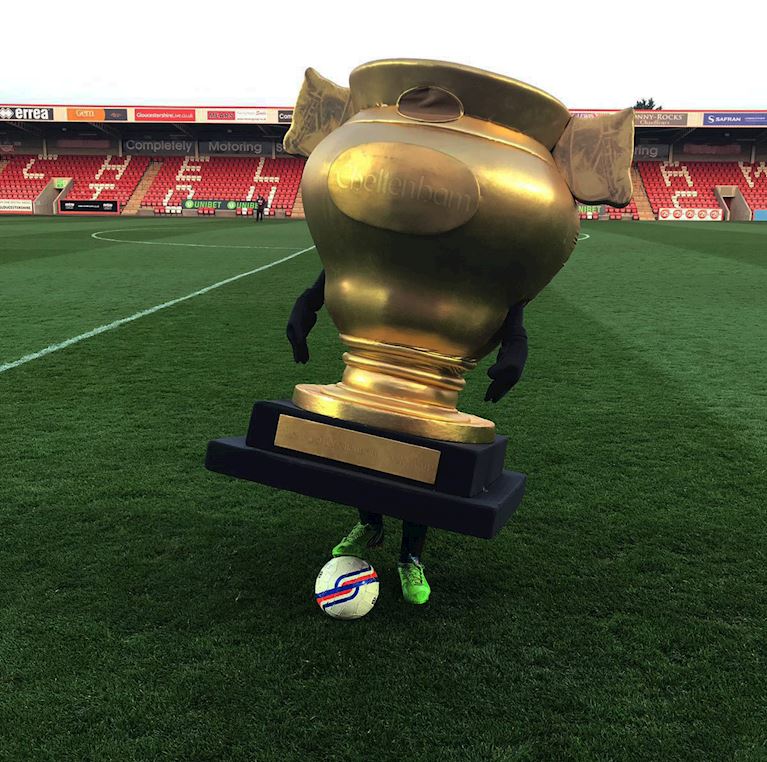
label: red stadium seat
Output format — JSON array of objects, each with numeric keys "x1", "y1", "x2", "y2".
[
  {"x1": 0, "y1": 154, "x2": 150, "y2": 207},
  {"x1": 137, "y1": 155, "x2": 306, "y2": 215},
  {"x1": 0, "y1": 153, "x2": 306, "y2": 218},
  {"x1": 636, "y1": 161, "x2": 765, "y2": 217}
]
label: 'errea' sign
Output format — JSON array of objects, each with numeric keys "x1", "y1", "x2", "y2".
[{"x1": 0, "y1": 106, "x2": 54, "y2": 121}]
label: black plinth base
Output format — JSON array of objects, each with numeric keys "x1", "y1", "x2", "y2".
[
  {"x1": 246, "y1": 400, "x2": 509, "y2": 498},
  {"x1": 205, "y1": 400, "x2": 526, "y2": 539}
]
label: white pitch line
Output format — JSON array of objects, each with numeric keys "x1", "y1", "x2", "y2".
[
  {"x1": 91, "y1": 227, "x2": 300, "y2": 249},
  {"x1": 0, "y1": 244, "x2": 315, "y2": 376},
  {"x1": 578, "y1": 233, "x2": 590, "y2": 241}
]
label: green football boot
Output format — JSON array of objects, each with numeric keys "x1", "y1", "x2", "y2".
[
  {"x1": 331, "y1": 522, "x2": 384, "y2": 559},
  {"x1": 398, "y1": 559, "x2": 431, "y2": 605}
]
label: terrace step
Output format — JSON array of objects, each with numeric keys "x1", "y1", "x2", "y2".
[
  {"x1": 631, "y1": 166, "x2": 655, "y2": 220},
  {"x1": 291, "y1": 187, "x2": 305, "y2": 219},
  {"x1": 123, "y1": 160, "x2": 163, "y2": 215}
]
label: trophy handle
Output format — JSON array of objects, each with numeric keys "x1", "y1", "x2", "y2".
[
  {"x1": 283, "y1": 68, "x2": 355, "y2": 157},
  {"x1": 553, "y1": 108, "x2": 635, "y2": 206}
]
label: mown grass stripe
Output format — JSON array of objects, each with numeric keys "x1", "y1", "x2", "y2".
[{"x1": 0, "y1": 244, "x2": 314, "y2": 375}]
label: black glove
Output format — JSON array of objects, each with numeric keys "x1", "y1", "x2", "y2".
[
  {"x1": 286, "y1": 271, "x2": 326, "y2": 363},
  {"x1": 484, "y1": 303, "x2": 528, "y2": 403}
]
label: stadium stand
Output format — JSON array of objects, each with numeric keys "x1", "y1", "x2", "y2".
[
  {"x1": 2, "y1": 150, "x2": 765, "y2": 221},
  {"x1": 140, "y1": 156, "x2": 305, "y2": 215},
  {"x1": 604, "y1": 199, "x2": 640, "y2": 220},
  {"x1": 637, "y1": 161, "x2": 767, "y2": 215},
  {"x1": 0, "y1": 154, "x2": 149, "y2": 207}
]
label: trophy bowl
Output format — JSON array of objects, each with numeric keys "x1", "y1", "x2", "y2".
[{"x1": 293, "y1": 59, "x2": 581, "y2": 443}]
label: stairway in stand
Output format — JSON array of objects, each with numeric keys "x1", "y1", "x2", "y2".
[
  {"x1": 291, "y1": 187, "x2": 305, "y2": 219},
  {"x1": 0, "y1": 159, "x2": 9, "y2": 177},
  {"x1": 123, "y1": 160, "x2": 162, "y2": 215},
  {"x1": 631, "y1": 166, "x2": 654, "y2": 220}
]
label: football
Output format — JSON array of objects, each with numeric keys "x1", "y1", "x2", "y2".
[{"x1": 314, "y1": 556, "x2": 379, "y2": 619}]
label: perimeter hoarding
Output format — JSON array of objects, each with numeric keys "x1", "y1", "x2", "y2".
[
  {"x1": 63, "y1": 107, "x2": 127, "y2": 122},
  {"x1": 0, "y1": 199, "x2": 34, "y2": 214},
  {"x1": 0, "y1": 106, "x2": 54, "y2": 121},
  {"x1": 123, "y1": 138, "x2": 195, "y2": 156},
  {"x1": 2, "y1": 105, "x2": 295, "y2": 124},
  {"x1": 633, "y1": 143, "x2": 670, "y2": 161},
  {"x1": 7, "y1": 102, "x2": 767, "y2": 129},
  {"x1": 634, "y1": 111, "x2": 689, "y2": 127},
  {"x1": 0, "y1": 137, "x2": 44, "y2": 155},
  {"x1": 134, "y1": 108, "x2": 196, "y2": 122},
  {"x1": 67, "y1": 108, "x2": 107, "y2": 121},
  {"x1": 703, "y1": 113, "x2": 767, "y2": 127},
  {"x1": 681, "y1": 143, "x2": 745, "y2": 156},
  {"x1": 53, "y1": 137, "x2": 120, "y2": 154},
  {"x1": 182, "y1": 199, "x2": 264, "y2": 211},
  {"x1": 58, "y1": 199, "x2": 120, "y2": 214},
  {"x1": 198, "y1": 139, "x2": 274, "y2": 156},
  {"x1": 198, "y1": 107, "x2": 292, "y2": 124},
  {"x1": 206, "y1": 108, "x2": 270, "y2": 123},
  {"x1": 658, "y1": 208, "x2": 723, "y2": 221}
]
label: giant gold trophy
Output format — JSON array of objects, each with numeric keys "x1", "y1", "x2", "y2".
[{"x1": 206, "y1": 60, "x2": 633, "y2": 538}]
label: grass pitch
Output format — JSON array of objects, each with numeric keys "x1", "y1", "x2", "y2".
[{"x1": 1, "y1": 217, "x2": 766, "y2": 761}]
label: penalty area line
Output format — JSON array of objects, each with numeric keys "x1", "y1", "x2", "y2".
[{"x1": 0, "y1": 244, "x2": 315, "y2": 376}]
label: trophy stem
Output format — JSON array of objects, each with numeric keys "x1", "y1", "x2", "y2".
[{"x1": 292, "y1": 335, "x2": 495, "y2": 444}]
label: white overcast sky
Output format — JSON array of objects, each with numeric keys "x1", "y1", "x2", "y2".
[{"x1": 4, "y1": 1, "x2": 766, "y2": 110}]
